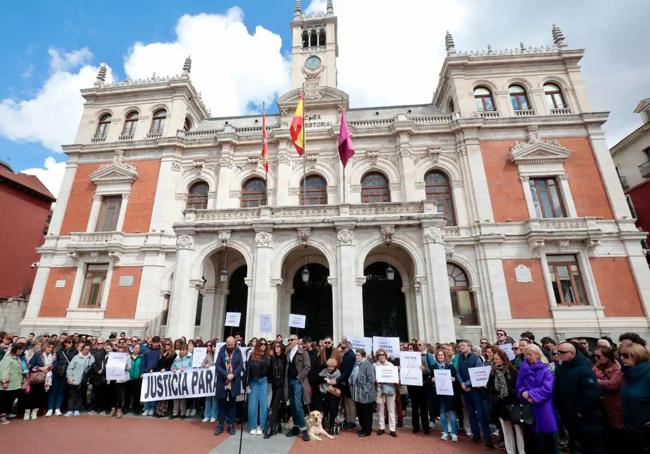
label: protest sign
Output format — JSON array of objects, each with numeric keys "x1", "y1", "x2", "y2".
[
  {"x1": 375, "y1": 364, "x2": 399, "y2": 383},
  {"x1": 106, "y1": 352, "x2": 129, "y2": 381},
  {"x1": 224, "y1": 312, "x2": 241, "y2": 327},
  {"x1": 433, "y1": 369, "x2": 454, "y2": 396},
  {"x1": 372, "y1": 336, "x2": 401, "y2": 359},
  {"x1": 259, "y1": 314, "x2": 272, "y2": 334},
  {"x1": 192, "y1": 347, "x2": 207, "y2": 368},
  {"x1": 468, "y1": 365, "x2": 492, "y2": 387},
  {"x1": 399, "y1": 351, "x2": 423, "y2": 386},
  {"x1": 347, "y1": 336, "x2": 373, "y2": 354},
  {"x1": 140, "y1": 367, "x2": 217, "y2": 402},
  {"x1": 499, "y1": 343, "x2": 515, "y2": 361},
  {"x1": 288, "y1": 313, "x2": 306, "y2": 329}
]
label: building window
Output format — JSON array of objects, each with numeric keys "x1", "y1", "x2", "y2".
[
  {"x1": 121, "y1": 111, "x2": 138, "y2": 137},
  {"x1": 425, "y1": 170, "x2": 456, "y2": 225},
  {"x1": 509, "y1": 85, "x2": 530, "y2": 111},
  {"x1": 447, "y1": 263, "x2": 478, "y2": 325},
  {"x1": 195, "y1": 293, "x2": 203, "y2": 326},
  {"x1": 547, "y1": 255, "x2": 589, "y2": 305},
  {"x1": 161, "y1": 293, "x2": 170, "y2": 326},
  {"x1": 302, "y1": 30, "x2": 309, "y2": 48},
  {"x1": 473, "y1": 87, "x2": 495, "y2": 112},
  {"x1": 183, "y1": 116, "x2": 192, "y2": 132},
  {"x1": 299, "y1": 174, "x2": 327, "y2": 205},
  {"x1": 79, "y1": 263, "x2": 108, "y2": 308},
  {"x1": 241, "y1": 177, "x2": 267, "y2": 207},
  {"x1": 150, "y1": 109, "x2": 167, "y2": 134},
  {"x1": 544, "y1": 83, "x2": 566, "y2": 109},
  {"x1": 187, "y1": 181, "x2": 209, "y2": 209},
  {"x1": 318, "y1": 29, "x2": 326, "y2": 46},
  {"x1": 361, "y1": 172, "x2": 390, "y2": 203},
  {"x1": 95, "y1": 195, "x2": 122, "y2": 232},
  {"x1": 95, "y1": 113, "x2": 111, "y2": 139},
  {"x1": 529, "y1": 177, "x2": 566, "y2": 218}
]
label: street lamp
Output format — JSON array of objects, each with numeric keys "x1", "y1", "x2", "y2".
[
  {"x1": 302, "y1": 246, "x2": 310, "y2": 283},
  {"x1": 220, "y1": 244, "x2": 228, "y2": 284},
  {"x1": 385, "y1": 264, "x2": 395, "y2": 281}
]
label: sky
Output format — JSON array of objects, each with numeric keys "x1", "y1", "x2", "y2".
[{"x1": 1, "y1": 0, "x2": 648, "y2": 199}]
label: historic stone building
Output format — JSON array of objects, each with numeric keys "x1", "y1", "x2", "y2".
[{"x1": 21, "y1": 2, "x2": 650, "y2": 343}]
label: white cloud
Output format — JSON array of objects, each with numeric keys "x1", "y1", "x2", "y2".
[
  {"x1": 22, "y1": 156, "x2": 66, "y2": 199},
  {"x1": 123, "y1": 8, "x2": 290, "y2": 116},
  {"x1": 0, "y1": 48, "x2": 110, "y2": 151},
  {"x1": 305, "y1": 0, "x2": 327, "y2": 15}
]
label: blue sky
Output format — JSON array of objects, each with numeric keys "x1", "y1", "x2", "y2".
[{"x1": 1, "y1": 0, "x2": 648, "y2": 198}]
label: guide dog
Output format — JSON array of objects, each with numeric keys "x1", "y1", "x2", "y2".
[{"x1": 306, "y1": 410, "x2": 335, "y2": 441}]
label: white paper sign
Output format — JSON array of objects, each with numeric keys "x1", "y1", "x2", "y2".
[
  {"x1": 224, "y1": 312, "x2": 241, "y2": 327},
  {"x1": 468, "y1": 365, "x2": 492, "y2": 387},
  {"x1": 372, "y1": 336, "x2": 401, "y2": 359},
  {"x1": 288, "y1": 313, "x2": 306, "y2": 329},
  {"x1": 499, "y1": 343, "x2": 516, "y2": 361},
  {"x1": 433, "y1": 369, "x2": 454, "y2": 396},
  {"x1": 192, "y1": 347, "x2": 207, "y2": 368},
  {"x1": 348, "y1": 336, "x2": 373, "y2": 355},
  {"x1": 399, "y1": 351, "x2": 423, "y2": 386},
  {"x1": 106, "y1": 352, "x2": 129, "y2": 381},
  {"x1": 375, "y1": 364, "x2": 399, "y2": 383},
  {"x1": 259, "y1": 314, "x2": 272, "y2": 333}
]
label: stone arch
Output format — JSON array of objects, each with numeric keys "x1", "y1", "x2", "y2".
[
  {"x1": 150, "y1": 104, "x2": 169, "y2": 116},
  {"x1": 413, "y1": 159, "x2": 461, "y2": 183},
  {"x1": 471, "y1": 80, "x2": 499, "y2": 96},
  {"x1": 289, "y1": 165, "x2": 336, "y2": 189},
  {"x1": 503, "y1": 77, "x2": 535, "y2": 95},
  {"x1": 350, "y1": 158, "x2": 400, "y2": 186},
  {"x1": 95, "y1": 109, "x2": 114, "y2": 120},
  {"x1": 446, "y1": 253, "x2": 480, "y2": 289},
  {"x1": 120, "y1": 106, "x2": 141, "y2": 118},
  {"x1": 176, "y1": 170, "x2": 218, "y2": 194},
  {"x1": 539, "y1": 76, "x2": 570, "y2": 93},
  {"x1": 237, "y1": 170, "x2": 275, "y2": 190},
  {"x1": 191, "y1": 238, "x2": 253, "y2": 282},
  {"x1": 271, "y1": 238, "x2": 335, "y2": 281},
  {"x1": 356, "y1": 235, "x2": 425, "y2": 279}
]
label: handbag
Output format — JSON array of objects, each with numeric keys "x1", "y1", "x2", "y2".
[
  {"x1": 508, "y1": 402, "x2": 535, "y2": 425},
  {"x1": 29, "y1": 370, "x2": 47, "y2": 385}
]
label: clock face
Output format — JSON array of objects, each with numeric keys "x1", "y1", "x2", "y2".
[{"x1": 305, "y1": 55, "x2": 321, "y2": 70}]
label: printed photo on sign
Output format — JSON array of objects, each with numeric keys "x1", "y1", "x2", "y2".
[{"x1": 433, "y1": 369, "x2": 454, "y2": 396}]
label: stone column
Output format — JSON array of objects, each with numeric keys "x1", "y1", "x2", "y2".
[
  {"x1": 215, "y1": 142, "x2": 236, "y2": 208},
  {"x1": 249, "y1": 230, "x2": 277, "y2": 338},
  {"x1": 335, "y1": 226, "x2": 364, "y2": 337},
  {"x1": 199, "y1": 288, "x2": 216, "y2": 340},
  {"x1": 275, "y1": 143, "x2": 291, "y2": 205},
  {"x1": 477, "y1": 241, "x2": 511, "y2": 332},
  {"x1": 211, "y1": 288, "x2": 229, "y2": 339},
  {"x1": 166, "y1": 234, "x2": 199, "y2": 339},
  {"x1": 422, "y1": 226, "x2": 456, "y2": 342},
  {"x1": 461, "y1": 134, "x2": 495, "y2": 223}
]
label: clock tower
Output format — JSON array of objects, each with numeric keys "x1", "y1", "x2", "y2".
[{"x1": 290, "y1": 0, "x2": 338, "y2": 97}]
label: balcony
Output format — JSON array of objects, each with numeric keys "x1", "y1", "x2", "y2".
[
  {"x1": 514, "y1": 109, "x2": 536, "y2": 117},
  {"x1": 479, "y1": 110, "x2": 500, "y2": 118},
  {"x1": 550, "y1": 107, "x2": 572, "y2": 115},
  {"x1": 639, "y1": 160, "x2": 650, "y2": 178},
  {"x1": 146, "y1": 131, "x2": 163, "y2": 139},
  {"x1": 182, "y1": 201, "x2": 442, "y2": 227},
  {"x1": 91, "y1": 135, "x2": 107, "y2": 143},
  {"x1": 118, "y1": 134, "x2": 134, "y2": 141}
]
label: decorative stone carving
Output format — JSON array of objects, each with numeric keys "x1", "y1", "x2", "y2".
[
  {"x1": 380, "y1": 225, "x2": 395, "y2": 244},
  {"x1": 220, "y1": 156, "x2": 234, "y2": 169},
  {"x1": 529, "y1": 240, "x2": 545, "y2": 256},
  {"x1": 108, "y1": 251, "x2": 121, "y2": 263},
  {"x1": 366, "y1": 150, "x2": 380, "y2": 166},
  {"x1": 171, "y1": 160, "x2": 181, "y2": 172},
  {"x1": 255, "y1": 231, "x2": 272, "y2": 247},
  {"x1": 509, "y1": 125, "x2": 571, "y2": 165},
  {"x1": 297, "y1": 227, "x2": 311, "y2": 246},
  {"x1": 559, "y1": 240, "x2": 571, "y2": 252},
  {"x1": 217, "y1": 230, "x2": 231, "y2": 245},
  {"x1": 445, "y1": 246, "x2": 455, "y2": 260},
  {"x1": 176, "y1": 234, "x2": 194, "y2": 249},
  {"x1": 327, "y1": 276, "x2": 337, "y2": 286},
  {"x1": 350, "y1": 184, "x2": 361, "y2": 193},
  {"x1": 427, "y1": 147, "x2": 441, "y2": 164},
  {"x1": 90, "y1": 150, "x2": 138, "y2": 185},
  {"x1": 355, "y1": 276, "x2": 367, "y2": 286},
  {"x1": 583, "y1": 238, "x2": 601, "y2": 250},
  {"x1": 270, "y1": 278, "x2": 283, "y2": 287},
  {"x1": 424, "y1": 227, "x2": 444, "y2": 244},
  {"x1": 190, "y1": 279, "x2": 205, "y2": 289},
  {"x1": 337, "y1": 229, "x2": 354, "y2": 245}
]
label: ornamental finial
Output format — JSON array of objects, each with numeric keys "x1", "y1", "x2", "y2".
[
  {"x1": 552, "y1": 24, "x2": 567, "y2": 48},
  {"x1": 182, "y1": 56, "x2": 192, "y2": 75},
  {"x1": 294, "y1": 0, "x2": 301, "y2": 17},
  {"x1": 96, "y1": 64, "x2": 107, "y2": 83},
  {"x1": 327, "y1": 0, "x2": 333, "y2": 14},
  {"x1": 445, "y1": 31, "x2": 456, "y2": 56}
]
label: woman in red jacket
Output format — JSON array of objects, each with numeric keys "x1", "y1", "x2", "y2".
[{"x1": 592, "y1": 345, "x2": 623, "y2": 454}]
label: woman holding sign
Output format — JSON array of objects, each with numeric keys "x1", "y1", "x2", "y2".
[
  {"x1": 374, "y1": 348, "x2": 397, "y2": 437},
  {"x1": 432, "y1": 349, "x2": 458, "y2": 442}
]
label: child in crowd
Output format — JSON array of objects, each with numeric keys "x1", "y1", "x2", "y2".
[
  {"x1": 170, "y1": 343, "x2": 192, "y2": 419},
  {"x1": 318, "y1": 357, "x2": 342, "y2": 434}
]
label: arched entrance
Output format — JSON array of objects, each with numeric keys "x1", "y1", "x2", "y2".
[
  {"x1": 223, "y1": 265, "x2": 248, "y2": 339},
  {"x1": 362, "y1": 261, "x2": 408, "y2": 340},
  {"x1": 290, "y1": 263, "x2": 333, "y2": 340}
]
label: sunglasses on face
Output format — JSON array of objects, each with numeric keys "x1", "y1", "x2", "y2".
[
  {"x1": 480, "y1": 341, "x2": 488, "y2": 344},
  {"x1": 260, "y1": 343, "x2": 267, "y2": 346},
  {"x1": 324, "y1": 341, "x2": 331, "y2": 345},
  {"x1": 557, "y1": 350, "x2": 571, "y2": 354},
  {"x1": 513, "y1": 347, "x2": 520, "y2": 350}
]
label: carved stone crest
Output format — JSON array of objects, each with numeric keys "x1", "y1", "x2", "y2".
[
  {"x1": 380, "y1": 226, "x2": 395, "y2": 244},
  {"x1": 255, "y1": 231, "x2": 272, "y2": 247},
  {"x1": 424, "y1": 227, "x2": 444, "y2": 244},
  {"x1": 337, "y1": 229, "x2": 354, "y2": 245},
  {"x1": 176, "y1": 234, "x2": 194, "y2": 249},
  {"x1": 297, "y1": 228, "x2": 311, "y2": 246}
]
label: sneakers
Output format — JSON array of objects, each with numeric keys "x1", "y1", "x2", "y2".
[
  {"x1": 116, "y1": 409, "x2": 123, "y2": 419},
  {"x1": 142, "y1": 410, "x2": 149, "y2": 417},
  {"x1": 108, "y1": 408, "x2": 117, "y2": 417},
  {"x1": 0, "y1": 416, "x2": 9, "y2": 425},
  {"x1": 451, "y1": 434, "x2": 458, "y2": 442},
  {"x1": 255, "y1": 428, "x2": 263, "y2": 435},
  {"x1": 87, "y1": 410, "x2": 97, "y2": 416},
  {"x1": 64, "y1": 411, "x2": 73, "y2": 417},
  {"x1": 190, "y1": 408, "x2": 196, "y2": 417},
  {"x1": 23, "y1": 410, "x2": 31, "y2": 421},
  {"x1": 45, "y1": 409, "x2": 53, "y2": 417},
  {"x1": 31, "y1": 409, "x2": 38, "y2": 420},
  {"x1": 250, "y1": 429, "x2": 257, "y2": 435},
  {"x1": 210, "y1": 418, "x2": 216, "y2": 423},
  {"x1": 55, "y1": 409, "x2": 62, "y2": 416},
  {"x1": 73, "y1": 411, "x2": 80, "y2": 417},
  {"x1": 202, "y1": 418, "x2": 209, "y2": 423},
  {"x1": 441, "y1": 432, "x2": 449, "y2": 441}
]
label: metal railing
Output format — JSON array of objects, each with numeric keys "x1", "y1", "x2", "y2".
[{"x1": 639, "y1": 160, "x2": 650, "y2": 178}]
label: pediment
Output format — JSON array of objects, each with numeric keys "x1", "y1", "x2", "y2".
[
  {"x1": 90, "y1": 160, "x2": 138, "y2": 185},
  {"x1": 509, "y1": 140, "x2": 571, "y2": 165},
  {"x1": 278, "y1": 86, "x2": 350, "y2": 112}
]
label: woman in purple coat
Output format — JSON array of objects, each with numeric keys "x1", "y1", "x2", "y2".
[{"x1": 515, "y1": 344, "x2": 558, "y2": 454}]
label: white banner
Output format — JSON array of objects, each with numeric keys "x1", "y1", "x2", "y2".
[
  {"x1": 191, "y1": 347, "x2": 207, "y2": 368},
  {"x1": 399, "y1": 351, "x2": 423, "y2": 386},
  {"x1": 468, "y1": 365, "x2": 492, "y2": 388},
  {"x1": 224, "y1": 312, "x2": 241, "y2": 327},
  {"x1": 288, "y1": 313, "x2": 306, "y2": 329},
  {"x1": 433, "y1": 369, "x2": 454, "y2": 396},
  {"x1": 347, "y1": 335, "x2": 373, "y2": 355},
  {"x1": 106, "y1": 352, "x2": 129, "y2": 382},
  {"x1": 375, "y1": 364, "x2": 399, "y2": 384},
  {"x1": 140, "y1": 367, "x2": 217, "y2": 402},
  {"x1": 372, "y1": 336, "x2": 401, "y2": 359}
]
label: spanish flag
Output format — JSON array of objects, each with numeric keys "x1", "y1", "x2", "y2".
[{"x1": 290, "y1": 92, "x2": 305, "y2": 156}]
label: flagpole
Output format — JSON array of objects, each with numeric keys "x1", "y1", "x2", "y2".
[
  {"x1": 302, "y1": 84, "x2": 307, "y2": 206},
  {"x1": 340, "y1": 101, "x2": 346, "y2": 204},
  {"x1": 262, "y1": 101, "x2": 267, "y2": 202}
]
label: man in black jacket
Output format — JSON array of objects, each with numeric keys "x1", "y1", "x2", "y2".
[
  {"x1": 337, "y1": 341, "x2": 356, "y2": 430},
  {"x1": 555, "y1": 342, "x2": 605, "y2": 454}
]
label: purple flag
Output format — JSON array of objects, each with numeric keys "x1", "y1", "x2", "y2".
[{"x1": 338, "y1": 109, "x2": 355, "y2": 167}]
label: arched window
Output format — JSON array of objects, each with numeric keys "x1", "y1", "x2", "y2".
[
  {"x1": 299, "y1": 174, "x2": 327, "y2": 205},
  {"x1": 448, "y1": 263, "x2": 478, "y2": 326},
  {"x1": 425, "y1": 170, "x2": 456, "y2": 225},
  {"x1": 186, "y1": 181, "x2": 209, "y2": 210},
  {"x1": 150, "y1": 109, "x2": 167, "y2": 135},
  {"x1": 302, "y1": 30, "x2": 309, "y2": 48},
  {"x1": 241, "y1": 177, "x2": 267, "y2": 208},
  {"x1": 473, "y1": 87, "x2": 495, "y2": 112},
  {"x1": 121, "y1": 111, "x2": 138, "y2": 137},
  {"x1": 509, "y1": 85, "x2": 530, "y2": 111},
  {"x1": 310, "y1": 29, "x2": 317, "y2": 47},
  {"x1": 361, "y1": 172, "x2": 390, "y2": 203},
  {"x1": 183, "y1": 116, "x2": 192, "y2": 132},
  {"x1": 318, "y1": 29, "x2": 326, "y2": 46},
  {"x1": 544, "y1": 83, "x2": 566, "y2": 110},
  {"x1": 95, "y1": 113, "x2": 111, "y2": 139}
]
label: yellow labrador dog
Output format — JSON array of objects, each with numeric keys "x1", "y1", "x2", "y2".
[{"x1": 306, "y1": 410, "x2": 334, "y2": 441}]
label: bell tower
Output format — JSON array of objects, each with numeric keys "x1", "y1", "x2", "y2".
[{"x1": 290, "y1": 0, "x2": 338, "y2": 96}]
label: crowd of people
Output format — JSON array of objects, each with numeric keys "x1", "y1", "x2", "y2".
[{"x1": 0, "y1": 328, "x2": 649, "y2": 453}]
